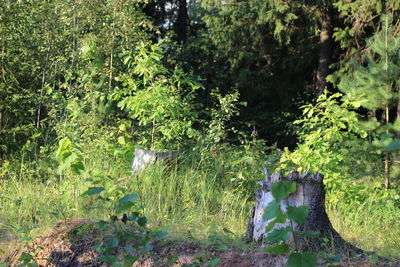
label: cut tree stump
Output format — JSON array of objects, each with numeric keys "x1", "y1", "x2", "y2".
[
  {"x1": 245, "y1": 169, "x2": 363, "y2": 254},
  {"x1": 131, "y1": 148, "x2": 177, "y2": 173}
]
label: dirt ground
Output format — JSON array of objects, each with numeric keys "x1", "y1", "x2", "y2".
[{"x1": 2, "y1": 220, "x2": 399, "y2": 267}]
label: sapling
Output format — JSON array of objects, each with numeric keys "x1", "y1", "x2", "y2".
[{"x1": 263, "y1": 180, "x2": 317, "y2": 267}]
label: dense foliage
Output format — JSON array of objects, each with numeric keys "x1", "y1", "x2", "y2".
[{"x1": 0, "y1": 0, "x2": 399, "y2": 265}]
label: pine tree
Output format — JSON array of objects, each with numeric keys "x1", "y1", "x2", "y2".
[{"x1": 338, "y1": 14, "x2": 400, "y2": 188}]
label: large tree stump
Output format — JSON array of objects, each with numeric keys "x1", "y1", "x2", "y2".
[
  {"x1": 131, "y1": 148, "x2": 177, "y2": 173},
  {"x1": 246, "y1": 169, "x2": 363, "y2": 254}
]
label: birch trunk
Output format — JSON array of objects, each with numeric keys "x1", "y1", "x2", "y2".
[
  {"x1": 131, "y1": 148, "x2": 177, "y2": 173},
  {"x1": 246, "y1": 169, "x2": 362, "y2": 254}
]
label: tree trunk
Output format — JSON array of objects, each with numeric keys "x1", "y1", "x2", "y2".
[
  {"x1": 131, "y1": 148, "x2": 177, "y2": 173},
  {"x1": 397, "y1": 102, "x2": 400, "y2": 137},
  {"x1": 316, "y1": 8, "x2": 333, "y2": 95},
  {"x1": 246, "y1": 169, "x2": 362, "y2": 254},
  {"x1": 0, "y1": 110, "x2": 3, "y2": 160},
  {"x1": 385, "y1": 106, "x2": 390, "y2": 189},
  {"x1": 176, "y1": 0, "x2": 188, "y2": 43}
]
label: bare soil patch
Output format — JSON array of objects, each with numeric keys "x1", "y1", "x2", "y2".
[{"x1": 2, "y1": 220, "x2": 399, "y2": 267}]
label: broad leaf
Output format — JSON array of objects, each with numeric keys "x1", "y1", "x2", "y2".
[
  {"x1": 380, "y1": 133, "x2": 394, "y2": 142},
  {"x1": 143, "y1": 243, "x2": 153, "y2": 252},
  {"x1": 119, "y1": 194, "x2": 138, "y2": 203},
  {"x1": 263, "y1": 200, "x2": 280, "y2": 221},
  {"x1": 265, "y1": 243, "x2": 290, "y2": 254},
  {"x1": 118, "y1": 136, "x2": 126, "y2": 145},
  {"x1": 123, "y1": 256, "x2": 138, "y2": 267},
  {"x1": 287, "y1": 206, "x2": 308, "y2": 224},
  {"x1": 271, "y1": 181, "x2": 296, "y2": 201},
  {"x1": 205, "y1": 257, "x2": 221, "y2": 267},
  {"x1": 129, "y1": 212, "x2": 140, "y2": 221},
  {"x1": 115, "y1": 201, "x2": 134, "y2": 214},
  {"x1": 287, "y1": 252, "x2": 317, "y2": 267},
  {"x1": 215, "y1": 244, "x2": 229, "y2": 251},
  {"x1": 222, "y1": 228, "x2": 234, "y2": 235},
  {"x1": 154, "y1": 230, "x2": 168, "y2": 239},
  {"x1": 265, "y1": 213, "x2": 286, "y2": 232},
  {"x1": 264, "y1": 227, "x2": 291, "y2": 243},
  {"x1": 98, "y1": 255, "x2": 119, "y2": 264},
  {"x1": 384, "y1": 139, "x2": 400, "y2": 152},
  {"x1": 115, "y1": 194, "x2": 139, "y2": 213},
  {"x1": 83, "y1": 187, "x2": 105, "y2": 196},
  {"x1": 71, "y1": 161, "x2": 85, "y2": 175},
  {"x1": 107, "y1": 237, "x2": 119, "y2": 248},
  {"x1": 137, "y1": 216, "x2": 147, "y2": 227}
]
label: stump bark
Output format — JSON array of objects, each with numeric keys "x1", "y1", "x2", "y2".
[
  {"x1": 246, "y1": 169, "x2": 363, "y2": 254},
  {"x1": 131, "y1": 148, "x2": 177, "y2": 173}
]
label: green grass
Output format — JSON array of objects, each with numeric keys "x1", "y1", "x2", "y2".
[
  {"x1": 0, "y1": 150, "x2": 256, "y2": 258},
  {"x1": 0, "y1": 175, "x2": 106, "y2": 257},
  {"x1": 327, "y1": 192, "x2": 400, "y2": 259},
  {"x1": 1, "y1": 151, "x2": 400, "y2": 261},
  {"x1": 130, "y1": 165, "x2": 252, "y2": 240}
]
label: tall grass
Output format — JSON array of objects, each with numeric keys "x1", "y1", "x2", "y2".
[
  {"x1": 1, "y1": 148, "x2": 400, "y2": 261},
  {"x1": 0, "y1": 148, "x2": 259, "y2": 257},
  {"x1": 129, "y1": 161, "x2": 253, "y2": 239},
  {"x1": 326, "y1": 192, "x2": 400, "y2": 259}
]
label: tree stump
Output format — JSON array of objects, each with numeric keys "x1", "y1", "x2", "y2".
[
  {"x1": 131, "y1": 148, "x2": 177, "y2": 173},
  {"x1": 245, "y1": 169, "x2": 363, "y2": 254}
]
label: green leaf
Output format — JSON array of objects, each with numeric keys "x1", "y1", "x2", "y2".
[
  {"x1": 115, "y1": 194, "x2": 138, "y2": 213},
  {"x1": 71, "y1": 161, "x2": 85, "y2": 175},
  {"x1": 98, "y1": 255, "x2": 119, "y2": 264},
  {"x1": 97, "y1": 220, "x2": 109, "y2": 231},
  {"x1": 380, "y1": 133, "x2": 394, "y2": 142},
  {"x1": 265, "y1": 243, "x2": 290, "y2": 254},
  {"x1": 137, "y1": 216, "x2": 147, "y2": 227},
  {"x1": 118, "y1": 136, "x2": 126, "y2": 145},
  {"x1": 123, "y1": 256, "x2": 138, "y2": 267},
  {"x1": 115, "y1": 201, "x2": 134, "y2": 214},
  {"x1": 83, "y1": 187, "x2": 105, "y2": 196},
  {"x1": 119, "y1": 194, "x2": 138, "y2": 203},
  {"x1": 265, "y1": 213, "x2": 286, "y2": 232},
  {"x1": 222, "y1": 228, "x2": 234, "y2": 235},
  {"x1": 154, "y1": 230, "x2": 168, "y2": 239},
  {"x1": 264, "y1": 227, "x2": 292, "y2": 243},
  {"x1": 143, "y1": 243, "x2": 153, "y2": 252},
  {"x1": 271, "y1": 181, "x2": 297, "y2": 201},
  {"x1": 287, "y1": 206, "x2": 308, "y2": 224},
  {"x1": 383, "y1": 139, "x2": 400, "y2": 151},
  {"x1": 164, "y1": 256, "x2": 179, "y2": 265},
  {"x1": 287, "y1": 252, "x2": 317, "y2": 267},
  {"x1": 215, "y1": 244, "x2": 229, "y2": 251},
  {"x1": 129, "y1": 212, "x2": 139, "y2": 221},
  {"x1": 263, "y1": 200, "x2": 280, "y2": 221},
  {"x1": 107, "y1": 237, "x2": 119, "y2": 248},
  {"x1": 205, "y1": 257, "x2": 221, "y2": 267}
]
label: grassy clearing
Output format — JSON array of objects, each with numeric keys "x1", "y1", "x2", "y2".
[
  {"x1": 1, "y1": 151, "x2": 400, "y2": 261},
  {"x1": 0, "y1": 150, "x2": 257, "y2": 257}
]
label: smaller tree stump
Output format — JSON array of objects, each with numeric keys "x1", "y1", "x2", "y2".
[
  {"x1": 246, "y1": 169, "x2": 363, "y2": 254},
  {"x1": 131, "y1": 148, "x2": 177, "y2": 173}
]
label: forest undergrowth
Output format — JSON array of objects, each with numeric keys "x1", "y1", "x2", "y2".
[
  {"x1": 1, "y1": 1, "x2": 400, "y2": 265},
  {"x1": 1, "y1": 148, "x2": 399, "y2": 261}
]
